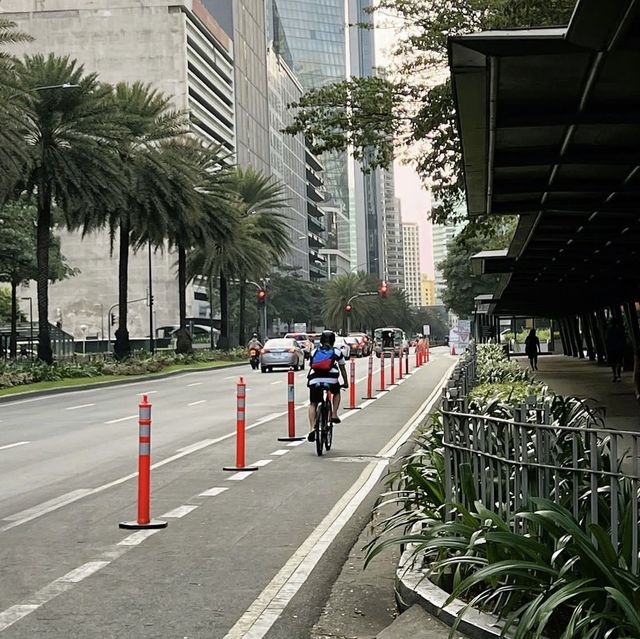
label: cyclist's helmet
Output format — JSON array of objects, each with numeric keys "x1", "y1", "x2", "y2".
[
  {"x1": 252, "y1": 332, "x2": 259, "y2": 338},
  {"x1": 320, "y1": 330, "x2": 336, "y2": 347}
]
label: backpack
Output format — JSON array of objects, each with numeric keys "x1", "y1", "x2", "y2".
[{"x1": 310, "y1": 346, "x2": 337, "y2": 372}]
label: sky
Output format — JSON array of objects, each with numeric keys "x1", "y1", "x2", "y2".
[{"x1": 375, "y1": 12, "x2": 435, "y2": 279}]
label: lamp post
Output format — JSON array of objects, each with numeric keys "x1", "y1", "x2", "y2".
[
  {"x1": 148, "y1": 242, "x2": 154, "y2": 355},
  {"x1": 7, "y1": 83, "x2": 80, "y2": 101},
  {"x1": 21, "y1": 297, "x2": 33, "y2": 358}
]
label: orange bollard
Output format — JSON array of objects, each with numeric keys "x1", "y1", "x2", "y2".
[
  {"x1": 398, "y1": 347, "x2": 403, "y2": 380},
  {"x1": 224, "y1": 377, "x2": 258, "y2": 471},
  {"x1": 405, "y1": 348, "x2": 409, "y2": 375},
  {"x1": 390, "y1": 350, "x2": 396, "y2": 385},
  {"x1": 415, "y1": 347, "x2": 420, "y2": 368},
  {"x1": 348, "y1": 358, "x2": 361, "y2": 410},
  {"x1": 120, "y1": 395, "x2": 167, "y2": 530},
  {"x1": 379, "y1": 354, "x2": 386, "y2": 391},
  {"x1": 279, "y1": 368, "x2": 305, "y2": 441},
  {"x1": 363, "y1": 354, "x2": 375, "y2": 399},
  {"x1": 426, "y1": 339, "x2": 431, "y2": 362}
]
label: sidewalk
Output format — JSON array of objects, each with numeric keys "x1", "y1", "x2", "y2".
[{"x1": 516, "y1": 354, "x2": 640, "y2": 432}]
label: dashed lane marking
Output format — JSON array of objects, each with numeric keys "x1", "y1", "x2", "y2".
[
  {"x1": 65, "y1": 403, "x2": 95, "y2": 411},
  {"x1": 226, "y1": 471, "x2": 254, "y2": 481},
  {"x1": 188, "y1": 400, "x2": 207, "y2": 406},
  {"x1": 187, "y1": 382, "x2": 203, "y2": 387},
  {"x1": 0, "y1": 441, "x2": 29, "y2": 452},
  {"x1": 198, "y1": 487, "x2": 229, "y2": 497},
  {"x1": 253, "y1": 459, "x2": 273, "y2": 468},
  {"x1": 270, "y1": 450, "x2": 289, "y2": 456},
  {"x1": 104, "y1": 415, "x2": 137, "y2": 424},
  {"x1": 161, "y1": 505, "x2": 198, "y2": 518}
]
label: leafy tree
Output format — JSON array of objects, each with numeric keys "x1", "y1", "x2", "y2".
[
  {"x1": 285, "y1": 0, "x2": 574, "y2": 225},
  {"x1": 267, "y1": 271, "x2": 325, "y2": 332},
  {"x1": 410, "y1": 305, "x2": 449, "y2": 341},
  {"x1": 10, "y1": 54, "x2": 125, "y2": 363},
  {"x1": 440, "y1": 219, "x2": 515, "y2": 318},
  {"x1": 0, "y1": 288, "x2": 12, "y2": 324},
  {"x1": 0, "y1": 201, "x2": 76, "y2": 357}
]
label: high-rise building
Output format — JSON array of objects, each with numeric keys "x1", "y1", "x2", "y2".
[
  {"x1": 432, "y1": 218, "x2": 465, "y2": 305},
  {"x1": 6, "y1": 0, "x2": 235, "y2": 339},
  {"x1": 382, "y1": 170, "x2": 405, "y2": 290},
  {"x1": 420, "y1": 276, "x2": 436, "y2": 307},
  {"x1": 402, "y1": 223, "x2": 421, "y2": 307}
]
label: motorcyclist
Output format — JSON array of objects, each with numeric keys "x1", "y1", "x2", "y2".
[{"x1": 247, "y1": 333, "x2": 263, "y2": 351}]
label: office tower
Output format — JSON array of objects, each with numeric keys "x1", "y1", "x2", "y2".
[
  {"x1": 382, "y1": 170, "x2": 405, "y2": 289},
  {"x1": 6, "y1": 0, "x2": 235, "y2": 338},
  {"x1": 432, "y1": 218, "x2": 465, "y2": 305},
  {"x1": 420, "y1": 276, "x2": 436, "y2": 306},
  {"x1": 403, "y1": 223, "x2": 422, "y2": 307}
]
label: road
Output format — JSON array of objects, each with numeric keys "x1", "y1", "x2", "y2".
[{"x1": 0, "y1": 348, "x2": 454, "y2": 638}]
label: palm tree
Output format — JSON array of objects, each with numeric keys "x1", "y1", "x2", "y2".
[
  {"x1": 0, "y1": 20, "x2": 32, "y2": 200},
  {"x1": 145, "y1": 140, "x2": 237, "y2": 354},
  {"x1": 87, "y1": 82, "x2": 189, "y2": 360},
  {"x1": 11, "y1": 54, "x2": 125, "y2": 363},
  {"x1": 323, "y1": 272, "x2": 371, "y2": 334},
  {"x1": 228, "y1": 168, "x2": 291, "y2": 345}
]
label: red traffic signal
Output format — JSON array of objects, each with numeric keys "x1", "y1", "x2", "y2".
[
  {"x1": 345, "y1": 304, "x2": 353, "y2": 313},
  {"x1": 256, "y1": 289, "x2": 266, "y2": 301},
  {"x1": 378, "y1": 280, "x2": 389, "y2": 297}
]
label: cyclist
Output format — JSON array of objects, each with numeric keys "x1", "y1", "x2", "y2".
[{"x1": 307, "y1": 329, "x2": 348, "y2": 442}]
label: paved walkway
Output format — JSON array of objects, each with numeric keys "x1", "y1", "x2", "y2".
[{"x1": 517, "y1": 353, "x2": 640, "y2": 432}]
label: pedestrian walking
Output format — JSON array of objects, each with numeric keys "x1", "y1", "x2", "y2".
[
  {"x1": 525, "y1": 328, "x2": 541, "y2": 371},
  {"x1": 606, "y1": 318, "x2": 626, "y2": 382}
]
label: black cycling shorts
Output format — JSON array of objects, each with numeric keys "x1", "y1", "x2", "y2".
[{"x1": 309, "y1": 383, "x2": 341, "y2": 403}]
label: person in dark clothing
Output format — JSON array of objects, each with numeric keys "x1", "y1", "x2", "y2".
[
  {"x1": 525, "y1": 328, "x2": 541, "y2": 371},
  {"x1": 606, "y1": 318, "x2": 626, "y2": 382}
]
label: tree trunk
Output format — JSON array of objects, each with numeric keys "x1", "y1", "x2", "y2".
[
  {"x1": 238, "y1": 279, "x2": 247, "y2": 347},
  {"x1": 208, "y1": 278, "x2": 216, "y2": 350},
  {"x1": 218, "y1": 270, "x2": 229, "y2": 350},
  {"x1": 9, "y1": 279, "x2": 18, "y2": 359},
  {"x1": 114, "y1": 221, "x2": 131, "y2": 360},
  {"x1": 175, "y1": 244, "x2": 192, "y2": 355},
  {"x1": 36, "y1": 182, "x2": 53, "y2": 364}
]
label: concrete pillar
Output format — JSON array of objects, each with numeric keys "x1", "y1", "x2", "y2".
[
  {"x1": 558, "y1": 318, "x2": 570, "y2": 355},
  {"x1": 588, "y1": 311, "x2": 606, "y2": 365},
  {"x1": 581, "y1": 313, "x2": 596, "y2": 361},
  {"x1": 623, "y1": 301, "x2": 640, "y2": 352},
  {"x1": 595, "y1": 308, "x2": 609, "y2": 365},
  {"x1": 573, "y1": 316, "x2": 584, "y2": 359}
]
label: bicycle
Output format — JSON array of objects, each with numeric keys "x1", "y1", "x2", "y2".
[{"x1": 313, "y1": 383, "x2": 345, "y2": 456}]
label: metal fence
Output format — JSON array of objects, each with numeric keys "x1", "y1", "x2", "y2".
[{"x1": 441, "y1": 348, "x2": 640, "y2": 573}]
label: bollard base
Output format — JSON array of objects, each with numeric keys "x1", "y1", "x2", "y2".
[
  {"x1": 278, "y1": 436, "x2": 306, "y2": 442},
  {"x1": 119, "y1": 519, "x2": 168, "y2": 530},
  {"x1": 223, "y1": 466, "x2": 259, "y2": 472},
  {"x1": 361, "y1": 396, "x2": 377, "y2": 400},
  {"x1": 347, "y1": 406, "x2": 362, "y2": 410}
]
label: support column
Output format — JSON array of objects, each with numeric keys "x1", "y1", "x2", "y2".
[
  {"x1": 623, "y1": 301, "x2": 640, "y2": 352},
  {"x1": 558, "y1": 318, "x2": 570, "y2": 355},
  {"x1": 595, "y1": 308, "x2": 609, "y2": 365},
  {"x1": 573, "y1": 316, "x2": 584, "y2": 359},
  {"x1": 581, "y1": 313, "x2": 596, "y2": 361},
  {"x1": 589, "y1": 311, "x2": 606, "y2": 365}
]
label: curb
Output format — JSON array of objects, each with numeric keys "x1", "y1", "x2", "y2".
[
  {"x1": 395, "y1": 543, "x2": 502, "y2": 639},
  {"x1": 0, "y1": 361, "x2": 246, "y2": 404}
]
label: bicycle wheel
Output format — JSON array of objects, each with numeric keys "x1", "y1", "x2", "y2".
[
  {"x1": 315, "y1": 406, "x2": 324, "y2": 456},
  {"x1": 324, "y1": 421, "x2": 333, "y2": 451}
]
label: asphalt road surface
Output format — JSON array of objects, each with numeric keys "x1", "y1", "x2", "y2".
[{"x1": 0, "y1": 348, "x2": 455, "y2": 638}]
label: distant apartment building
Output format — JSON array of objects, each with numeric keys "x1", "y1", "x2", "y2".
[
  {"x1": 382, "y1": 170, "x2": 405, "y2": 290},
  {"x1": 432, "y1": 217, "x2": 465, "y2": 305},
  {"x1": 402, "y1": 223, "x2": 421, "y2": 307},
  {"x1": 6, "y1": 0, "x2": 235, "y2": 339},
  {"x1": 420, "y1": 276, "x2": 436, "y2": 306}
]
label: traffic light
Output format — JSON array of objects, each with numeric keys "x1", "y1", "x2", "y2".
[
  {"x1": 378, "y1": 280, "x2": 389, "y2": 297},
  {"x1": 256, "y1": 289, "x2": 267, "y2": 305},
  {"x1": 344, "y1": 303, "x2": 353, "y2": 313},
  {"x1": 110, "y1": 313, "x2": 116, "y2": 326}
]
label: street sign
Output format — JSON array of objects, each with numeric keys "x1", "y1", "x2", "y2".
[{"x1": 422, "y1": 324, "x2": 431, "y2": 336}]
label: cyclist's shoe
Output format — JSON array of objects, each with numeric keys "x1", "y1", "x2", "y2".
[
  {"x1": 331, "y1": 416, "x2": 341, "y2": 424},
  {"x1": 307, "y1": 431, "x2": 316, "y2": 442}
]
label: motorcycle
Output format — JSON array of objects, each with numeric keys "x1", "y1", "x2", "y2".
[{"x1": 249, "y1": 347, "x2": 260, "y2": 370}]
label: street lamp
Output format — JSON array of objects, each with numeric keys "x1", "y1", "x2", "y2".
[
  {"x1": 7, "y1": 83, "x2": 81, "y2": 101},
  {"x1": 20, "y1": 297, "x2": 33, "y2": 358},
  {"x1": 147, "y1": 242, "x2": 155, "y2": 354}
]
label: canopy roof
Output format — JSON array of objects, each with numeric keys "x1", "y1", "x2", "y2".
[{"x1": 450, "y1": 0, "x2": 640, "y2": 317}]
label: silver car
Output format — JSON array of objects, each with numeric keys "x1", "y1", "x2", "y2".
[{"x1": 260, "y1": 338, "x2": 306, "y2": 373}]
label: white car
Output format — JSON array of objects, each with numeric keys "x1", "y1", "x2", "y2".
[{"x1": 334, "y1": 336, "x2": 351, "y2": 360}]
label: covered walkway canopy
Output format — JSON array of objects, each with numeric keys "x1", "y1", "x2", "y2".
[{"x1": 449, "y1": 0, "x2": 640, "y2": 321}]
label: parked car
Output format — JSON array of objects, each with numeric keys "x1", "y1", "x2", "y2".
[
  {"x1": 334, "y1": 335, "x2": 351, "y2": 360},
  {"x1": 260, "y1": 338, "x2": 305, "y2": 372},
  {"x1": 344, "y1": 336, "x2": 364, "y2": 357},
  {"x1": 284, "y1": 332, "x2": 312, "y2": 358},
  {"x1": 348, "y1": 332, "x2": 372, "y2": 356}
]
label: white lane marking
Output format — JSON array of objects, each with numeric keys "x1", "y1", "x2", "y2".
[
  {"x1": 270, "y1": 380, "x2": 283, "y2": 385},
  {"x1": 286, "y1": 440, "x2": 305, "y2": 447},
  {"x1": 222, "y1": 360, "x2": 456, "y2": 639},
  {"x1": 199, "y1": 487, "x2": 229, "y2": 497},
  {"x1": 223, "y1": 460, "x2": 389, "y2": 639},
  {"x1": 118, "y1": 530, "x2": 160, "y2": 546},
  {"x1": 161, "y1": 504, "x2": 198, "y2": 518},
  {"x1": 136, "y1": 391, "x2": 158, "y2": 396},
  {"x1": 254, "y1": 412, "x2": 286, "y2": 425},
  {"x1": 224, "y1": 375, "x2": 237, "y2": 380},
  {"x1": 253, "y1": 459, "x2": 273, "y2": 468},
  {"x1": 188, "y1": 400, "x2": 207, "y2": 406},
  {"x1": 187, "y1": 382, "x2": 203, "y2": 387},
  {"x1": 226, "y1": 471, "x2": 254, "y2": 481},
  {"x1": 0, "y1": 441, "x2": 29, "y2": 452},
  {"x1": 0, "y1": 605, "x2": 39, "y2": 632},
  {"x1": 270, "y1": 450, "x2": 289, "y2": 456},
  {"x1": 2, "y1": 489, "x2": 92, "y2": 525},
  {"x1": 62, "y1": 561, "x2": 110, "y2": 583},
  {"x1": 176, "y1": 439, "x2": 217, "y2": 454},
  {"x1": 104, "y1": 414, "x2": 137, "y2": 424},
  {"x1": 65, "y1": 403, "x2": 95, "y2": 411}
]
